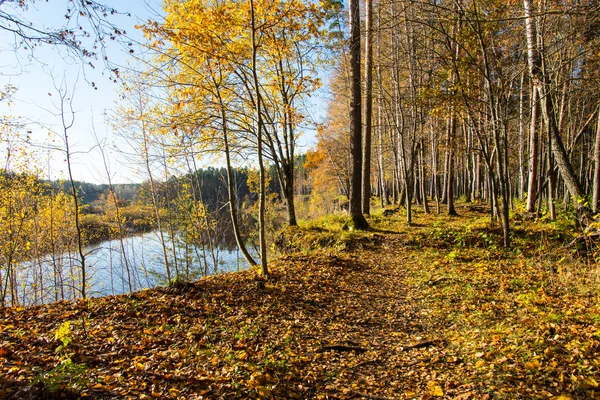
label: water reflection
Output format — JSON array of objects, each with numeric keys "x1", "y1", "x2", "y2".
[{"x1": 13, "y1": 231, "x2": 246, "y2": 306}]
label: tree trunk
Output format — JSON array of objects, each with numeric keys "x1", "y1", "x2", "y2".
[
  {"x1": 141, "y1": 116, "x2": 171, "y2": 284},
  {"x1": 447, "y1": 114, "x2": 458, "y2": 216},
  {"x1": 376, "y1": 5, "x2": 387, "y2": 207},
  {"x1": 349, "y1": 0, "x2": 368, "y2": 229},
  {"x1": 593, "y1": 107, "x2": 600, "y2": 213},
  {"x1": 441, "y1": 129, "x2": 450, "y2": 204},
  {"x1": 283, "y1": 163, "x2": 297, "y2": 226},
  {"x1": 250, "y1": 0, "x2": 268, "y2": 274},
  {"x1": 523, "y1": 0, "x2": 585, "y2": 216},
  {"x1": 206, "y1": 63, "x2": 258, "y2": 268},
  {"x1": 519, "y1": 72, "x2": 526, "y2": 200},
  {"x1": 419, "y1": 139, "x2": 430, "y2": 214},
  {"x1": 362, "y1": 0, "x2": 373, "y2": 215},
  {"x1": 526, "y1": 85, "x2": 540, "y2": 213},
  {"x1": 431, "y1": 120, "x2": 440, "y2": 214}
]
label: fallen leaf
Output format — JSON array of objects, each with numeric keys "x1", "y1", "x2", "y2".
[{"x1": 427, "y1": 381, "x2": 444, "y2": 397}]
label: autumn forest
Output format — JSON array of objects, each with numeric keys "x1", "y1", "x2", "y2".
[{"x1": 2, "y1": 0, "x2": 600, "y2": 398}]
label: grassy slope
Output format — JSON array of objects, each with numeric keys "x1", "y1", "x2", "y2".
[{"x1": 1, "y1": 203, "x2": 600, "y2": 399}]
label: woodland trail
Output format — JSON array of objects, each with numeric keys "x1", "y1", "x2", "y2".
[{"x1": 1, "y1": 210, "x2": 600, "y2": 399}]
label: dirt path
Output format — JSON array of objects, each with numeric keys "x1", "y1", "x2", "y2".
[{"x1": 0, "y1": 233, "x2": 447, "y2": 399}]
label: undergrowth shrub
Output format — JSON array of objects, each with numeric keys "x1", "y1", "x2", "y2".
[{"x1": 33, "y1": 321, "x2": 88, "y2": 396}]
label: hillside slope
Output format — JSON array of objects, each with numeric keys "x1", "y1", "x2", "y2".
[{"x1": 1, "y1": 206, "x2": 599, "y2": 399}]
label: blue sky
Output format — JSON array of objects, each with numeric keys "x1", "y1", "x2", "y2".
[
  {"x1": 0, "y1": 0, "x2": 325, "y2": 184},
  {"x1": 0, "y1": 0, "x2": 165, "y2": 183}
]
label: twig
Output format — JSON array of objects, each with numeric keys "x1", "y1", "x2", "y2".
[
  {"x1": 568, "y1": 232, "x2": 600, "y2": 248},
  {"x1": 321, "y1": 345, "x2": 368, "y2": 353},
  {"x1": 427, "y1": 277, "x2": 450, "y2": 286},
  {"x1": 401, "y1": 339, "x2": 443, "y2": 351}
]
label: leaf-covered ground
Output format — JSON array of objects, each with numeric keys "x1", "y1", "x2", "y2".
[{"x1": 2, "y1": 205, "x2": 600, "y2": 399}]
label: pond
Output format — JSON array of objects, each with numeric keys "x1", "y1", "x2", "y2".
[{"x1": 10, "y1": 231, "x2": 250, "y2": 307}]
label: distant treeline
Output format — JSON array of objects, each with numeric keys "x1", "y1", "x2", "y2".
[
  {"x1": 48, "y1": 180, "x2": 140, "y2": 205},
  {"x1": 49, "y1": 160, "x2": 310, "y2": 212},
  {"x1": 45, "y1": 167, "x2": 254, "y2": 210}
]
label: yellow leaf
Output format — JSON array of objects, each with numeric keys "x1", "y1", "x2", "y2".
[
  {"x1": 525, "y1": 359, "x2": 541, "y2": 370},
  {"x1": 427, "y1": 381, "x2": 444, "y2": 397},
  {"x1": 578, "y1": 377, "x2": 599, "y2": 389},
  {"x1": 255, "y1": 386, "x2": 271, "y2": 398},
  {"x1": 247, "y1": 372, "x2": 266, "y2": 388}
]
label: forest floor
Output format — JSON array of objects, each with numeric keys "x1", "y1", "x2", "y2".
[{"x1": 2, "y1": 203, "x2": 600, "y2": 399}]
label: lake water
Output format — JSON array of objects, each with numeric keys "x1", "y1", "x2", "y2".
[{"x1": 10, "y1": 231, "x2": 249, "y2": 306}]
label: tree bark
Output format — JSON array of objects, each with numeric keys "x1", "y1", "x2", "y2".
[
  {"x1": 419, "y1": 139, "x2": 430, "y2": 214},
  {"x1": 447, "y1": 114, "x2": 458, "y2": 216},
  {"x1": 211, "y1": 68, "x2": 258, "y2": 268},
  {"x1": 376, "y1": 5, "x2": 387, "y2": 207},
  {"x1": 526, "y1": 85, "x2": 540, "y2": 213},
  {"x1": 362, "y1": 0, "x2": 373, "y2": 215},
  {"x1": 250, "y1": 0, "x2": 269, "y2": 275},
  {"x1": 523, "y1": 0, "x2": 585, "y2": 215},
  {"x1": 518, "y1": 72, "x2": 526, "y2": 200},
  {"x1": 593, "y1": 107, "x2": 600, "y2": 213},
  {"x1": 349, "y1": 0, "x2": 368, "y2": 229}
]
